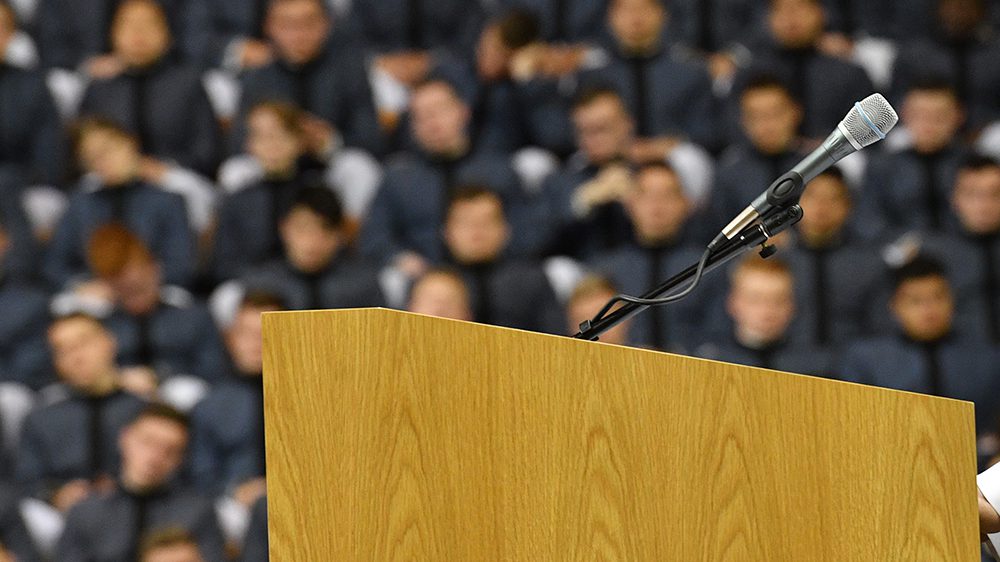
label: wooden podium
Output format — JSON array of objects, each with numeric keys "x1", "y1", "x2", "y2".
[{"x1": 261, "y1": 309, "x2": 979, "y2": 561}]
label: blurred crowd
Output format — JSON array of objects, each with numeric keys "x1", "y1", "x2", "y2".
[{"x1": 1, "y1": 0, "x2": 1000, "y2": 559}]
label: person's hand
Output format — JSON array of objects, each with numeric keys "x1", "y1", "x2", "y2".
[
  {"x1": 629, "y1": 136, "x2": 681, "y2": 163},
  {"x1": 818, "y1": 32, "x2": 854, "y2": 59},
  {"x1": 375, "y1": 52, "x2": 432, "y2": 87},
  {"x1": 572, "y1": 164, "x2": 633, "y2": 216},
  {"x1": 86, "y1": 54, "x2": 125, "y2": 79},
  {"x1": 139, "y1": 157, "x2": 170, "y2": 184},
  {"x1": 509, "y1": 44, "x2": 545, "y2": 82},
  {"x1": 52, "y1": 480, "x2": 92, "y2": 513},
  {"x1": 240, "y1": 40, "x2": 273, "y2": 69},
  {"x1": 394, "y1": 252, "x2": 430, "y2": 279},
  {"x1": 74, "y1": 279, "x2": 115, "y2": 303},
  {"x1": 300, "y1": 115, "x2": 337, "y2": 157},
  {"x1": 707, "y1": 52, "x2": 738, "y2": 82},
  {"x1": 119, "y1": 366, "x2": 159, "y2": 399},
  {"x1": 537, "y1": 45, "x2": 587, "y2": 77},
  {"x1": 233, "y1": 477, "x2": 268, "y2": 508}
]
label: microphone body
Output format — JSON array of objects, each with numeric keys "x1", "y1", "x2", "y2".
[{"x1": 710, "y1": 94, "x2": 899, "y2": 250}]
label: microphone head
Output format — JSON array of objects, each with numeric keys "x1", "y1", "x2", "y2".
[{"x1": 840, "y1": 93, "x2": 899, "y2": 149}]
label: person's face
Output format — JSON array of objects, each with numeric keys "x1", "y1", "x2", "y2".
[
  {"x1": 410, "y1": 83, "x2": 470, "y2": 155},
  {"x1": 443, "y1": 195, "x2": 510, "y2": 264},
  {"x1": 143, "y1": 543, "x2": 205, "y2": 562},
  {"x1": 247, "y1": 109, "x2": 304, "y2": 174},
  {"x1": 902, "y1": 91, "x2": 964, "y2": 154},
  {"x1": 280, "y1": 207, "x2": 342, "y2": 274},
  {"x1": 407, "y1": 274, "x2": 473, "y2": 321},
  {"x1": 0, "y1": 6, "x2": 14, "y2": 56},
  {"x1": 938, "y1": 0, "x2": 985, "y2": 38},
  {"x1": 740, "y1": 87, "x2": 802, "y2": 154},
  {"x1": 112, "y1": 1, "x2": 171, "y2": 67},
  {"x1": 110, "y1": 260, "x2": 162, "y2": 316},
  {"x1": 797, "y1": 175, "x2": 852, "y2": 240},
  {"x1": 79, "y1": 129, "x2": 141, "y2": 186},
  {"x1": 49, "y1": 318, "x2": 118, "y2": 390},
  {"x1": 266, "y1": 0, "x2": 330, "y2": 65},
  {"x1": 476, "y1": 25, "x2": 511, "y2": 82},
  {"x1": 567, "y1": 292, "x2": 631, "y2": 345},
  {"x1": 120, "y1": 416, "x2": 187, "y2": 490},
  {"x1": 609, "y1": 0, "x2": 666, "y2": 52},
  {"x1": 0, "y1": 227, "x2": 10, "y2": 266},
  {"x1": 573, "y1": 96, "x2": 633, "y2": 165},
  {"x1": 226, "y1": 306, "x2": 274, "y2": 376},
  {"x1": 953, "y1": 167, "x2": 1000, "y2": 235},
  {"x1": 769, "y1": 0, "x2": 825, "y2": 48},
  {"x1": 727, "y1": 269, "x2": 796, "y2": 344},
  {"x1": 891, "y1": 276, "x2": 954, "y2": 341},
  {"x1": 625, "y1": 168, "x2": 691, "y2": 244}
]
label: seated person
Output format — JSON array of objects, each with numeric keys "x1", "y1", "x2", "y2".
[
  {"x1": 565, "y1": 275, "x2": 632, "y2": 346},
  {"x1": 180, "y1": 0, "x2": 271, "y2": 70},
  {"x1": 78, "y1": 0, "x2": 221, "y2": 176},
  {"x1": 839, "y1": 256, "x2": 1000, "y2": 434},
  {"x1": 589, "y1": 162, "x2": 723, "y2": 353},
  {"x1": 778, "y1": 169, "x2": 889, "y2": 346},
  {"x1": 16, "y1": 314, "x2": 147, "y2": 515},
  {"x1": 213, "y1": 101, "x2": 381, "y2": 282},
  {"x1": 190, "y1": 293, "x2": 282, "y2": 514},
  {"x1": 43, "y1": 118, "x2": 195, "y2": 290},
  {"x1": 0, "y1": 220, "x2": 49, "y2": 389},
  {"x1": 140, "y1": 528, "x2": 206, "y2": 562},
  {"x1": 240, "y1": 496, "x2": 267, "y2": 562},
  {"x1": 495, "y1": 0, "x2": 607, "y2": 43},
  {"x1": 0, "y1": 2, "x2": 64, "y2": 184},
  {"x1": 56, "y1": 404, "x2": 225, "y2": 562},
  {"x1": 695, "y1": 255, "x2": 836, "y2": 378},
  {"x1": 83, "y1": 224, "x2": 228, "y2": 396},
  {"x1": 917, "y1": 155, "x2": 1000, "y2": 343},
  {"x1": 360, "y1": 79, "x2": 534, "y2": 275},
  {"x1": 857, "y1": 80, "x2": 970, "y2": 242},
  {"x1": 239, "y1": 187, "x2": 385, "y2": 311},
  {"x1": 441, "y1": 186, "x2": 563, "y2": 333},
  {"x1": 234, "y1": 0, "x2": 384, "y2": 156},
  {"x1": 406, "y1": 269, "x2": 474, "y2": 322}
]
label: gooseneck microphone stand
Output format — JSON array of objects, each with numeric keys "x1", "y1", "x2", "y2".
[{"x1": 573, "y1": 204, "x2": 805, "y2": 342}]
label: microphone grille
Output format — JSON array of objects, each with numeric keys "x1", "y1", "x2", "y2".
[{"x1": 841, "y1": 93, "x2": 899, "y2": 148}]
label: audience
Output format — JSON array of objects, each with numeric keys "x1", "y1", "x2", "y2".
[
  {"x1": 140, "y1": 528, "x2": 207, "y2": 562},
  {"x1": 565, "y1": 275, "x2": 632, "y2": 345},
  {"x1": 406, "y1": 269, "x2": 474, "y2": 322}
]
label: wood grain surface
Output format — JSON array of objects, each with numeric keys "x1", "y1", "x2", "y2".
[{"x1": 262, "y1": 309, "x2": 979, "y2": 562}]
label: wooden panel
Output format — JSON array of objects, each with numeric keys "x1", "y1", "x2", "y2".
[{"x1": 262, "y1": 309, "x2": 979, "y2": 562}]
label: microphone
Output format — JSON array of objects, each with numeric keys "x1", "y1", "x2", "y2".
[{"x1": 709, "y1": 93, "x2": 899, "y2": 251}]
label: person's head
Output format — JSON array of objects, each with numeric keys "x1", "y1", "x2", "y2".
[
  {"x1": 796, "y1": 168, "x2": 852, "y2": 244},
  {"x1": 246, "y1": 102, "x2": 308, "y2": 174},
  {"x1": 477, "y1": 10, "x2": 540, "y2": 81},
  {"x1": 952, "y1": 155, "x2": 1000, "y2": 235},
  {"x1": 407, "y1": 269, "x2": 473, "y2": 321},
  {"x1": 0, "y1": 2, "x2": 16, "y2": 56},
  {"x1": 119, "y1": 404, "x2": 189, "y2": 491},
  {"x1": 937, "y1": 0, "x2": 986, "y2": 39},
  {"x1": 140, "y1": 529, "x2": 205, "y2": 562},
  {"x1": 74, "y1": 117, "x2": 142, "y2": 185},
  {"x1": 739, "y1": 76, "x2": 803, "y2": 154},
  {"x1": 768, "y1": 0, "x2": 825, "y2": 49},
  {"x1": 566, "y1": 276, "x2": 631, "y2": 345},
  {"x1": 279, "y1": 187, "x2": 346, "y2": 274},
  {"x1": 410, "y1": 79, "x2": 471, "y2": 156},
  {"x1": 608, "y1": 0, "x2": 667, "y2": 53},
  {"x1": 88, "y1": 224, "x2": 162, "y2": 316},
  {"x1": 48, "y1": 314, "x2": 119, "y2": 392},
  {"x1": 443, "y1": 187, "x2": 510, "y2": 265},
  {"x1": 902, "y1": 80, "x2": 964, "y2": 154},
  {"x1": 111, "y1": 0, "x2": 172, "y2": 67},
  {"x1": 265, "y1": 0, "x2": 331, "y2": 65},
  {"x1": 572, "y1": 88, "x2": 634, "y2": 165},
  {"x1": 624, "y1": 162, "x2": 692, "y2": 245},
  {"x1": 226, "y1": 291, "x2": 285, "y2": 376},
  {"x1": 890, "y1": 256, "x2": 953, "y2": 342},
  {"x1": 727, "y1": 256, "x2": 796, "y2": 346}
]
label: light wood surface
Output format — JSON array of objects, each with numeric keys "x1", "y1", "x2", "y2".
[{"x1": 262, "y1": 308, "x2": 979, "y2": 562}]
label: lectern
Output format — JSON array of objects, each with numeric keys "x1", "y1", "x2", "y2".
[{"x1": 261, "y1": 309, "x2": 978, "y2": 561}]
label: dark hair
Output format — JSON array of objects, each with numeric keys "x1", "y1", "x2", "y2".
[
  {"x1": 71, "y1": 116, "x2": 138, "y2": 156},
  {"x1": 497, "y1": 10, "x2": 540, "y2": 49},
  {"x1": 739, "y1": 74, "x2": 800, "y2": 105},
  {"x1": 286, "y1": 186, "x2": 345, "y2": 229},
  {"x1": 906, "y1": 77, "x2": 961, "y2": 101},
  {"x1": 572, "y1": 86, "x2": 625, "y2": 111},
  {"x1": 633, "y1": 160, "x2": 679, "y2": 179},
  {"x1": 959, "y1": 153, "x2": 1000, "y2": 174},
  {"x1": 139, "y1": 528, "x2": 200, "y2": 560},
  {"x1": 240, "y1": 290, "x2": 288, "y2": 312},
  {"x1": 891, "y1": 255, "x2": 948, "y2": 291},
  {"x1": 446, "y1": 185, "x2": 506, "y2": 215},
  {"x1": 131, "y1": 403, "x2": 191, "y2": 432}
]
